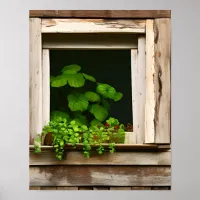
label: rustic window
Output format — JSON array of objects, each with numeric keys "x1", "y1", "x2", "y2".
[
  {"x1": 29, "y1": 10, "x2": 171, "y2": 189},
  {"x1": 29, "y1": 18, "x2": 170, "y2": 146}
]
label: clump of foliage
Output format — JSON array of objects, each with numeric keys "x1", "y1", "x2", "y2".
[{"x1": 34, "y1": 64, "x2": 126, "y2": 160}]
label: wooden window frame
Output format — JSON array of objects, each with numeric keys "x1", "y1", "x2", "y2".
[{"x1": 29, "y1": 11, "x2": 171, "y2": 150}]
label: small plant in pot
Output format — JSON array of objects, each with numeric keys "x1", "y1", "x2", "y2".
[{"x1": 34, "y1": 64, "x2": 126, "y2": 160}]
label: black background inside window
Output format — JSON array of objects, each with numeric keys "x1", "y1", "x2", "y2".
[{"x1": 50, "y1": 50, "x2": 133, "y2": 125}]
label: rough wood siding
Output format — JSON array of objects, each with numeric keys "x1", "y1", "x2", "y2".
[
  {"x1": 29, "y1": 10, "x2": 171, "y2": 18},
  {"x1": 153, "y1": 19, "x2": 171, "y2": 143},
  {"x1": 30, "y1": 186, "x2": 171, "y2": 190},
  {"x1": 41, "y1": 19, "x2": 146, "y2": 34},
  {"x1": 145, "y1": 19, "x2": 171, "y2": 144},
  {"x1": 29, "y1": 18, "x2": 42, "y2": 144}
]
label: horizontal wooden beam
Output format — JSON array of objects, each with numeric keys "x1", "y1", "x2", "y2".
[
  {"x1": 42, "y1": 33, "x2": 138, "y2": 49},
  {"x1": 29, "y1": 144, "x2": 171, "y2": 151},
  {"x1": 30, "y1": 10, "x2": 171, "y2": 18},
  {"x1": 41, "y1": 19, "x2": 146, "y2": 33},
  {"x1": 30, "y1": 151, "x2": 171, "y2": 166},
  {"x1": 30, "y1": 166, "x2": 171, "y2": 186}
]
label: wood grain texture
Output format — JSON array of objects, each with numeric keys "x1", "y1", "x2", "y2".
[
  {"x1": 42, "y1": 49, "x2": 50, "y2": 127},
  {"x1": 30, "y1": 10, "x2": 171, "y2": 18},
  {"x1": 30, "y1": 166, "x2": 171, "y2": 186},
  {"x1": 110, "y1": 187, "x2": 131, "y2": 190},
  {"x1": 93, "y1": 187, "x2": 109, "y2": 190},
  {"x1": 145, "y1": 20, "x2": 155, "y2": 143},
  {"x1": 30, "y1": 151, "x2": 171, "y2": 166},
  {"x1": 42, "y1": 33, "x2": 138, "y2": 49},
  {"x1": 153, "y1": 19, "x2": 171, "y2": 144},
  {"x1": 132, "y1": 37, "x2": 146, "y2": 144},
  {"x1": 41, "y1": 19, "x2": 145, "y2": 33},
  {"x1": 29, "y1": 18, "x2": 42, "y2": 145},
  {"x1": 29, "y1": 186, "x2": 40, "y2": 190},
  {"x1": 57, "y1": 187, "x2": 78, "y2": 190},
  {"x1": 132, "y1": 187, "x2": 151, "y2": 190},
  {"x1": 79, "y1": 187, "x2": 93, "y2": 190},
  {"x1": 40, "y1": 186, "x2": 57, "y2": 190}
]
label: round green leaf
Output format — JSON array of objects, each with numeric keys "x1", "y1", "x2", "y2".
[
  {"x1": 96, "y1": 84, "x2": 116, "y2": 99},
  {"x1": 85, "y1": 91, "x2": 100, "y2": 102},
  {"x1": 89, "y1": 104, "x2": 108, "y2": 122},
  {"x1": 68, "y1": 93, "x2": 89, "y2": 112},
  {"x1": 101, "y1": 98, "x2": 110, "y2": 110},
  {"x1": 61, "y1": 64, "x2": 81, "y2": 74},
  {"x1": 51, "y1": 75, "x2": 68, "y2": 87},
  {"x1": 82, "y1": 73, "x2": 96, "y2": 82},
  {"x1": 72, "y1": 112, "x2": 88, "y2": 125},
  {"x1": 67, "y1": 73, "x2": 85, "y2": 88},
  {"x1": 90, "y1": 119, "x2": 104, "y2": 127},
  {"x1": 113, "y1": 92, "x2": 123, "y2": 101}
]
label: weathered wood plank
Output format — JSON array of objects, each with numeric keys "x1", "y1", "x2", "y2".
[
  {"x1": 132, "y1": 187, "x2": 151, "y2": 190},
  {"x1": 30, "y1": 151, "x2": 171, "y2": 166},
  {"x1": 29, "y1": 144, "x2": 159, "y2": 150},
  {"x1": 42, "y1": 33, "x2": 138, "y2": 49},
  {"x1": 57, "y1": 187, "x2": 78, "y2": 190},
  {"x1": 145, "y1": 20, "x2": 155, "y2": 143},
  {"x1": 30, "y1": 10, "x2": 171, "y2": 18},
  {"x1": 110, "y1": 187, "x2": 131, "y2": 190},
  {"x1": 132, "y1": 36, "x2": 146, "y2": 144},
  {"x1": 29, "y1": 18, "x2": 42, "y2": 145},
  {"x1": 154, "y1": 19, "x2": 171, "y2": 144},
  {"x1": 40, "y1": 187, "x2": 57, "y2": 190},
  {"x1": 41, "y1": 19, "x2": 146, "y2": 33},
  {"x1": 29, "y1": 166, "x2": 171, "y2": 186}
]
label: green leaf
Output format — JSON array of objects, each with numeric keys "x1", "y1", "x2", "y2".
[
  {"x1": 67, "y1": 73, "x2": 85, "y2": 88},
  {"x1": 96, "y1": 84, "x2": 116, "y2": 99},
  {"x1": 114, "y1": 92, "x2": 123, "y2": 101},
  {"x1": 51, "y1": 75, "x2": 68, "y2": 87},
  {"x1": 82, "y1": 73, "x2": 96, "y2": 82},
  {"x1": 72, "y1": 112, "x2": 88, "y2": 125},
  {"x1": 106, "y1": 117, "x2": 119, "y2": 126},
  {"x1": 50, "y1": 111, "x2": 71, "y2": 121},
  {"x1": 101, "y1": 98, "x2": 110, "y2": 110},
  {"x1": 68, "y1": 93, "x2": 89, "y2": 112},
  {"x1": 90, "y1": 119, "x2": 104, "y2": 127},
  {"x1": 85, "y1": 91, "x2": 100, "y2": 102},
  {"x1": 61, "y1": 64, "x2": 81, "y2": 74},
  {"x1": 89, "y1": 104, "x2": 108, "y2": 122}
]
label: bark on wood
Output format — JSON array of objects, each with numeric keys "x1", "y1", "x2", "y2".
[
  {"x1": 154, "y1": 19, "x2": 171, "y2": 144},
  {"x1": 29, "y1": 166, "x2": 171, "y2": 186},
  {"x1": 29, "y1": 18, "x2": 42, "y2": 144},
  {"x1": 29, "y1": 151, "x2": 171, "y2": 166},
  {"x1": 30, "y1": 10, "x2": 171, "y2": 18},
  {"x1": 41, "y1": 19, "x2": 146, "y2": 33}
]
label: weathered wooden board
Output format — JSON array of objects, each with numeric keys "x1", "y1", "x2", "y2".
[
  {"x1": 93, "y1": 187, "x2": 109, "y2": 190},
  {"x1": 42, "y1": 33, "x2": 138, "y2": 49},
  {"x1": 145, "y1": 19, "x2": 155, "y2": 143},
  {"x1": 41, "y1": 19, "x2": 146, "y2": 33},
  {"x1": 30, "y1": 10, "x2": 171, "y2": 18},
  {"x1": 30, "y1": 151, "x2": 171, "y2": 166},
  {"x1": 30, "y1": 166, "x2": 171, "y2": 186},
  {"x1": 132, "y1": 187, "x2": 151, "y2": 190},
  {"x1": 145, "y1": 19, "x2": 171, "y2": 144},
  {"x1": 154, "y1": 19, "x2": 171, "y2": 143},
  {"x1": 29, "y1": 18, "x2": 42, "y2": 145},
  {"x1": 110, "y1": 187, "x2": 132, "y2": 190},
  {"x1": 131, "y1": 36, "x2": 146, "y2": 144}
]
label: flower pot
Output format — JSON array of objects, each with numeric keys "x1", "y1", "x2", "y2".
[{"x1": 44, "y1": 132, "x2": 53, "y2": 145}]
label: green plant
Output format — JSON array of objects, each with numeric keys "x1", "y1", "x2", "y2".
[{"x1": 50, "y1": 64, "x2": 123, "y2": 125}]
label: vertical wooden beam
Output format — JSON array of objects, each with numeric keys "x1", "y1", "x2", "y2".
[
  {"x1": 130, "y1": 49, "x2": 138, "y2": 144},
  {"x1": 29, "y1": 18, "x2": 42, "y2": 144},
  {"x1": 145, "y1": 19, "x2": 171, "y2": 144},
  {"x1": 132, "y1": 37, "x2": 146, "y2": 144},
  {"x1": 145, "y1": 19, "x2": 155, "y2": 143},
  {"x1": 154, "y1": 19, "x2": 171, "y2": 144},
  {"x1": 42, "y1": 49, "x2": 50, "y2": 144}
]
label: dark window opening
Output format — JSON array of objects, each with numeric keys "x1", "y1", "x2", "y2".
[{"x1": 50, "y1": 50, "x2": 133, "y2": 125}]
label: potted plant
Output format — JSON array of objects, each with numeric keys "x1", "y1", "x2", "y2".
[{"x1": 34, "y1": 64, "x2": 126, "y2": 160}]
